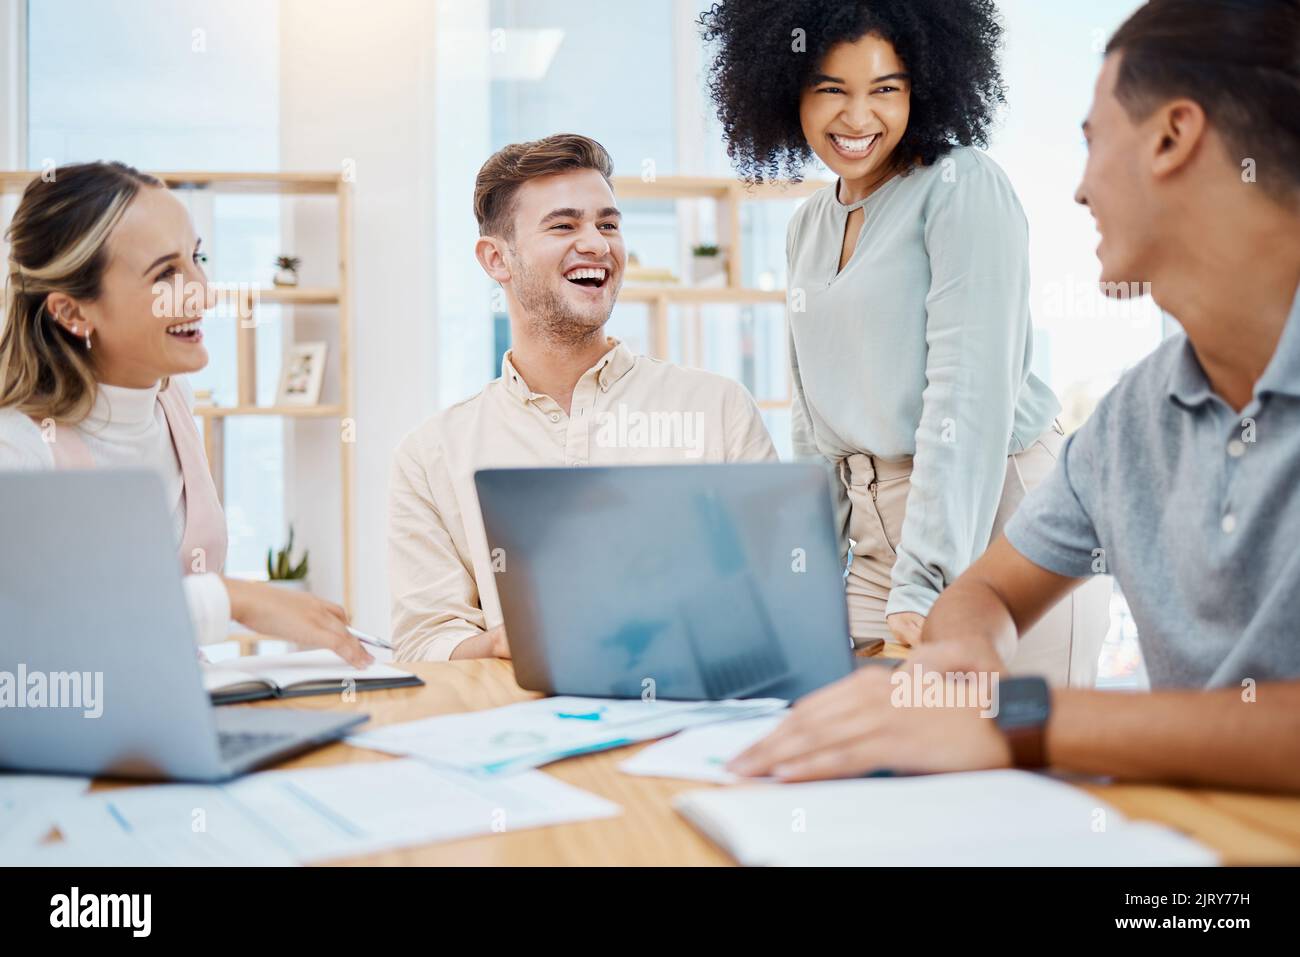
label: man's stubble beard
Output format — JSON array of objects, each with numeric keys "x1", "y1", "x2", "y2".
[{"x1": 509, "y1": 249, "x2": 615, "y2": 349}]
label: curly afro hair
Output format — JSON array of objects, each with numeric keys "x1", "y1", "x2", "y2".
[{"x1": 699, "y1": 0, "x2": 1007, "y2": 182}]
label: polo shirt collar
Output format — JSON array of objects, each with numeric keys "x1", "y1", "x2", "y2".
[
  {"x1": 500, "y1": 337, "x2": 636, "y2": 404},
  {"x1": 1167, "y1": 336, "x2": 1217, "y2": 409},
  {"x1": 1253, "y1": 281, "x2": 1300, "y2": 400},
  {"x1": 1168, "y1": 281, "x2": 1300, "y2": 409}
]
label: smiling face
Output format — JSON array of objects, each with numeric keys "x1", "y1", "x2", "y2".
[
  {"x1": 491, "y1": 168, "x2": 626, "y2": 344},
  {"x1": 56, "y1": 186, "x2": 214, "y2": 388},
  {"x1": 799, "y1": 33, "x2": 912, "y2": 197},
  {"x1": 1076, "y1": 54, "x2": 1157, "y2": 289}
]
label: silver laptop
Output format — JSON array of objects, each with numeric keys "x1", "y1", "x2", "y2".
[
  {"x1": 0, "y1": 470, "x2": 367, "y2": 782},
  {"x1": 474, "y1": 463, "x2": 858, "y2": 701}
]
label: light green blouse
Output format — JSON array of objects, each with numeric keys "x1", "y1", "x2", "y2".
[{"x1": 786, "y1": 146, "x2": 1060, "y2": 617}]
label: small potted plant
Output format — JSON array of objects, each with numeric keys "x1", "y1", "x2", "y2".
[
  {"x1": 273, "y1": 255, "x2": 302, "y2": 287},
  {"x1": 690, "y1": 243, "x2": 725, "y2": 286},
  {"x1": 267, "y1": 525, "x2": 309, "y2": 592}
]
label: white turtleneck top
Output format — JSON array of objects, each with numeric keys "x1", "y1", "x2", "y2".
[{"x1": 0, "y1": 377, "x2": 231, "y2": 645}]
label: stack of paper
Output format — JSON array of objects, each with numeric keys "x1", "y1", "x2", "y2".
[
  {"x1": 348, "y1": 695, "x2": 788, "y2": 775},
  {"x1": 13, "y1": 758, "x2": 620, "y2": 866},
  {"x1": 674, "y1": 769, "x2": 1219, "y2": 866}
]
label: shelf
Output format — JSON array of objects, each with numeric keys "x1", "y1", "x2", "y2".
[
  {"x1": 1, "y1": 171, "x2": 819, "y2": 199},
  {"x1": 611, "y1": 175, "x2": 830, "y2": 201},
  {"x1": 212, "y1": 285, "x2": 340, "y2": 306},
  {"x1": 0, "y1": 170, "x2": 343, "y2": 195},
  {"x1": 194, "y1": 405, "x2": 345, "y2": 419},
  {"x1": 159, "y1": 172, "x2": 342, "y2": 194},
  {"x1": 620, "y1": 285, "x2": 787, "y2": 304}
]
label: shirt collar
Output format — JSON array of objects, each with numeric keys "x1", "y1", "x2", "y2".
[
  {"x1": 86, "y1": 381, "x2": 162, "y2": 429},
  {"x1": 830, "y1": 171, "x2": 904, "y2": 212},
  {"x1": 499, "y1": 337, "x2": 636, "y2": 404},
  {"x1": 1253, "y1": 281, "x2": 1300, "y2": 399},
  {"x1": 1168, "y1": 281, "x2": 1300, "y2": 409},
  {"x1": 1166, "y1": 336, "x2": 1216, "y2": 409}
]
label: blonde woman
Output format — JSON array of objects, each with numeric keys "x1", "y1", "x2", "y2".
[{"x1": 0, "y1": 161, "x2": 370, "y2": 666}]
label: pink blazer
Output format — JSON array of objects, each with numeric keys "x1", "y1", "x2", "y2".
[{"x1": 36, "y1": 382, "x2": 228, "y2": 576}]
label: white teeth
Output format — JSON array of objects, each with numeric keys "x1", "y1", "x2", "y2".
[
  {"x1": 564, "y1": 267, "x2": 607, "y2": 282},
  {"x1": 166, "y1": 321, "x2": 200, "y2": 335},
  {"x1": 831, "y1": 133, "x2": 878, "y2": 153}
]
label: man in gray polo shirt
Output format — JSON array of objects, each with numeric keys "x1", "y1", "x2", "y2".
[{"x1": 729, "y1": 0, "x2": 1300, "y2": 793}]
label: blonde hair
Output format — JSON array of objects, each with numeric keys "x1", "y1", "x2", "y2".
[{"x1": 0, "y1": 161, "x2": 163, "y2": 423}]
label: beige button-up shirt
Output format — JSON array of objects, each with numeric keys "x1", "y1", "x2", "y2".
[{"x1": 388, "y1": 340, "x2": 778, "y2": 661}]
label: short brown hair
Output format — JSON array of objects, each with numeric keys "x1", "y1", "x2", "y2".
[
  {"x1": 473, "y1": 133, "x2": 614, "y2": 239},
  {"x1": 1107, "y1": 0, "x2": 1300, "y2": 196}
]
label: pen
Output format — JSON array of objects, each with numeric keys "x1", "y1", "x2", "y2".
[{"x1": 347, "y1": 626, "x2": 392, "y2": 650}]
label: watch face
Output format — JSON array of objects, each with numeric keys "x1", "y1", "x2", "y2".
[{"x1": 996, "y1": 677, "x2": 1050, "y2": 729}]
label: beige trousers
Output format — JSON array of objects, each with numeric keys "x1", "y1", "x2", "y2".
[{"x1": 839, "y1": 424, "x2": 1110, "y2": 688}]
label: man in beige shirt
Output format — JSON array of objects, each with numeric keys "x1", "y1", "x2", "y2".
[{"x1": 389, "y1": 133, "x2": 777, "y2": 661}]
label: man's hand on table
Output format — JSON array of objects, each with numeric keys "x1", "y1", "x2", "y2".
[{"x1": 727, "y1": 638, "x2": 1012, "y2": 782}]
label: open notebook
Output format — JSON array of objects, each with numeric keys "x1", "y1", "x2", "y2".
[
  {"x1": 674, "y1": 769, "x2": 1218, "y2": 867},
  {"x1": 202, "y1": 649, "x2": 424, "y2": 705}
]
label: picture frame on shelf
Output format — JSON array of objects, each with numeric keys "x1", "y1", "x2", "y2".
[{"x1": 276, "y1": 341, "x2": 328, "y2": 406}]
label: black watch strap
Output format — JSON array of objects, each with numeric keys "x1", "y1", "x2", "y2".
[{"x1": 994, "y1": 676, "x2": 1052, "y2": 769}]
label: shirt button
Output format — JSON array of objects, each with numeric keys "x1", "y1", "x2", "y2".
[
  {"x1": 550, "y1": 412, "x2": 560, "y2": 423},
  {"x1": 1221, "y1": 513, "x2": 1238, "y2": 534},
  {"x1": 1227, "y1": 439, "x2": 1246, "y2": 458}
]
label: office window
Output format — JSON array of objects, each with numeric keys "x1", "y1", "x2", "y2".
[{"x1": 25, "y1": 0, "x2": 285, "y2": 579}]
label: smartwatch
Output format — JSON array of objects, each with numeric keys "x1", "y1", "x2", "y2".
[{"x1": 993, "y1": 676, "x2": 1051, "y2": 769}]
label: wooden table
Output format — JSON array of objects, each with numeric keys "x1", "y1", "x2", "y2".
[{"x1": 238, "y1": 657, "x2": 1300, "y2": 866}]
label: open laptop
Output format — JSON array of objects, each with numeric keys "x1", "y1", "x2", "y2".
[
  {"x1": 0, "y1": 470, "x2": 367, "y2": 782},
  {"x1": 474, "y1": 463, "x2": 861, "y2": 701}
]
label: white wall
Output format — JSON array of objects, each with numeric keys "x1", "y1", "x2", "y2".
[
  {"x1": 0, "y1": 0, "x2": 21, "y2": 271},
  {"x1": 278, "y1": 0, "x2": 448, "y2": 631},
  {"x1": 431, "y1": 1, "x2": 493, "y2": 407},
  {"x1": 0, "y1": 0, "x2": 24, "y2": 170}
]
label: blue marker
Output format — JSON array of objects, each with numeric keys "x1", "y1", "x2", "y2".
[{"x1": 555, "y1": 707, "x2": 606, "y2": 721}]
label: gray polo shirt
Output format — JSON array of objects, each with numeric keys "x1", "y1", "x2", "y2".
[{"x1": 1005, "y1": 283, "x2": 1300, "y2": 689}]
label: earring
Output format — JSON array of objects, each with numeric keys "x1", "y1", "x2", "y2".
[{"x1": 82, "y1": 326, "x2": 91, "y2": 351}]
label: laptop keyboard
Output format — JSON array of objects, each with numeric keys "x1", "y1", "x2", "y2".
[{"x1": 218, "y1": 730, "x2": 296, "y2": 762}]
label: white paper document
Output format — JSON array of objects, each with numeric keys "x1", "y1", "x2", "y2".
[
  {"x1": 222, "y1": 758, "x2": 620, "y2": 862},
  {"x1": 44, "y1": 758, "x2": 619, "y2": 865},
  {"x1": 674, "y1": 769, "x2": 1219, "y2": 867},
  {"x1": 0, "y1": 774, "x2": 90, "y2": 860},
  {"x1": 6, "y1": 832, "x2": 172, "y2": 867},
  {"x1": 45, "y1": 783, "x2": 299, "y2": 866},
  {"x1": 620, "y1": 714, "x2": 786, "y2": 783},
  {"x1": 347, "y1": 695, "x2": 789, "y2": 776}
]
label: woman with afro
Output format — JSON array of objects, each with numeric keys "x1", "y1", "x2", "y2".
[{"x1": 699, "y1": 0, "x2": 1108, "y2": 686}]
